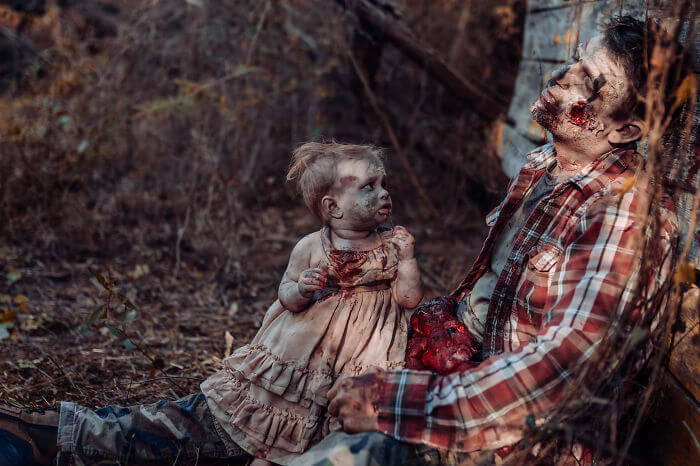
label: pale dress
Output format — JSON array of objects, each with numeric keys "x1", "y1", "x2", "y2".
[{"x1": 201, "y1": 227, "x2": 407, "y2": 464}]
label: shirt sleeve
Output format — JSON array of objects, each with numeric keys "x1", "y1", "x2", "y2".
[{"x1": 376, "y1": 192, "x2": 675, "y2": 452}]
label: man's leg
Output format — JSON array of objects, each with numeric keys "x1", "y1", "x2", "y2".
[
  {"x1": 287, "y1": 431, "x2": 439, "y2": 466},
  {"x1": 2, "y1": 393, "x2": 248, "y2": 465},
  {"x1": 56, "y1": 393, "x2": 247, "y2": 464},
  {"x1": 287, "y1": 431, "x2": 501, "y2": 466}
]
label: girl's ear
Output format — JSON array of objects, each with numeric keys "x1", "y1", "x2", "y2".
[{"x1": 322, "y1": 195, "x2": 343, "y2": 219}]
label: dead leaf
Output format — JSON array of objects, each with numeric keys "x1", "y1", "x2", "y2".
[
  {"x1": 675, "y1": 262, "x2": 697, "y2": 285},
  {"x1": 13, "y1": 294, "x2": 28, "y2": 313},
  {"x1": 0, "y1": 308, "x2": 15, "y2": 324},
  {"x1": 617, "y1": 177, "x2": 636, "y2": 196},
  {"x1": 89, "y1": 267, "x2": 110, "y2": 290}
]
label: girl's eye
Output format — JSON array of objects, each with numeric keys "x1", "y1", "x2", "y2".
[{"x1": 363, "y1": 183, "x2": 374, "y2": 190}]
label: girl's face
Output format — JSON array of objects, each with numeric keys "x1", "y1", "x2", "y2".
[{"x1": 328, "y1": 159, "x2": 391, "y2": 230}]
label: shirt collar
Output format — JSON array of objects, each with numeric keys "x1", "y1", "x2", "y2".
[{"x1": 523, "y1": 143, "x2": 640, "y2": 192}]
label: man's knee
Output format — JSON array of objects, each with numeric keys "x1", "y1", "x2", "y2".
[{"x1": 289, "y1": 431, "x2": 433, "y2": 466}]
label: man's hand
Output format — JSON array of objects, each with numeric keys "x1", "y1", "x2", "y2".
[
  {"x1": 297, "y1": 267, "x2": 327, "y2": 298},
  {"x1": 389, "y1": 226, "x2": 415, "y2": 261},
  {"x1": 327, "y1": 368, "x2": 385, "y2": 433}
]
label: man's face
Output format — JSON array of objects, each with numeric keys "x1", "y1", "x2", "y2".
[{"x1": 531, "y1": 36, "x2": 634, "y2": 150}]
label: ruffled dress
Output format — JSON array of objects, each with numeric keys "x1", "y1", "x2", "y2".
[{"x1": 201, "y1": 227, "x2": 407, "y2": 464}]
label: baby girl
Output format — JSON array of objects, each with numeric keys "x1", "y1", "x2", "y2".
[{"x1": 201, "y1": 142, "x2": 423, "y2": 464}]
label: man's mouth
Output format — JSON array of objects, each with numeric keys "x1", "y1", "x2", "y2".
[{"x1": 538, "y1": 88, "x2": 558, "y2": 113}]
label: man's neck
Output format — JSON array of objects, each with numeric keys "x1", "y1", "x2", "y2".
[{"x1": 551, "y1": 138, "x2": 607, "y2": 178}]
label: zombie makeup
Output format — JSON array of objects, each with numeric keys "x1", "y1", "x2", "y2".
[
  {"x1": 532, "y1": 35, "x2": 634, "y2": 149},
  {"x1": 330, "y1": 159, "x2": 392, "y2": 231}
]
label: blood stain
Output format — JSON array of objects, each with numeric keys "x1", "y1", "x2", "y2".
[{"x1": 569, "y1": 100, "x2": 590, "y2": 126}]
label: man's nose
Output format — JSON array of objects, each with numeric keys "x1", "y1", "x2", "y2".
[{"x1": 548, "y1": 61, "x2": 573, "y2": 88}]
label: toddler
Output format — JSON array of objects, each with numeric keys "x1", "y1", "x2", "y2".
[{"x1": 200, "y1": 142, "x2": 423, "y2": 464}]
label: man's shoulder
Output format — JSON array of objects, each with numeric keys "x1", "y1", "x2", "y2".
[
  {"x1": 579, "y1": 181, "x2": 678, "y2": 236},
  {"x1": 524, "y1": 143, "x2": 556, "y2": 168}
]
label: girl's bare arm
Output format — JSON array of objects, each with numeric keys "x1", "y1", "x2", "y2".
[
  {"x1": 278, "y1": 234, "x2": 327, "y2": 312},
  {"x1": 389, "y1": 226, "x2": 423, "y2": 309}
]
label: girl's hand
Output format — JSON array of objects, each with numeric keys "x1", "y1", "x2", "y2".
[
  {"x1": 298, "y1": 267, "x2": 328, "y2": 298},
  {"x1": 389, "y1": 226, "x2": 415, "y2": 261}
]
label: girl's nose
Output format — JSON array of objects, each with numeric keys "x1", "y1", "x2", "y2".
[{"x1": 379, "y1": 188, "x2": 389, "y2": 200}]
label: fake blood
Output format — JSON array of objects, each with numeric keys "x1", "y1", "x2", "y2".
[
  {"x1": 328, "y1": 248, "x2": 366, "y2": 283},
  {"x1": 569, "y1": 100, "x2": 590, "y2": 126}
]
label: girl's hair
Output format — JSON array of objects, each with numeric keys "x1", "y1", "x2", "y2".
[{"x1": 287, "y1": 142, "x2": 384, "y2": 222}]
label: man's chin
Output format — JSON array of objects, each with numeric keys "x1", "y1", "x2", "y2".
[{"x1": 531, "y1": 106, "x2": 559, "y2": 132}]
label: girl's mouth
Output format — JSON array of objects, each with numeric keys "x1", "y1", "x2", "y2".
[{"x1": 377, "y1": 204, "x2": 392, "y2": 215}]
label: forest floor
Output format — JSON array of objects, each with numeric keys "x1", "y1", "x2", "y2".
[{"x1": 0, "y1": 203, "x2": 488, "y2": 409}]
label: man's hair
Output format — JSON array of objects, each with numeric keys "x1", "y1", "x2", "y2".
[
  {"x1": 286, "y1": 142, "x2": 384, "y2": 222},
  {"x1": 602, "y1": 15, "x2": 695, "y2": 121}
]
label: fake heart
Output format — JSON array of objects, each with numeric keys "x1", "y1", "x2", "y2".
[{"x1": 405, "y1": 296, "x2": 480, "y2": 375}]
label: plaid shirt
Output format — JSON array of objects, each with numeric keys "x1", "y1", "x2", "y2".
[{"x1": 375, "y1": 144, "x2": 677, "y2": 452}]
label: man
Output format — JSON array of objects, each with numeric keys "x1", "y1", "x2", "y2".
[
  {"x1": 286, "y1": 15, "x2": 685, "y2": 465},
  {"x1": 0, "y1": 15, "x2": 689, "y2": 466}
]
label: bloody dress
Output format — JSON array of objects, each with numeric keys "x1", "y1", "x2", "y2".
[{"x1": 200, "y1": 227, "x2": 407, "y2": 464}]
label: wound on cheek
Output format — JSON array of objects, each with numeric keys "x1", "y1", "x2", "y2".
[{"x1": 569, "y1": 100, "x2": 590, "y2": 126}]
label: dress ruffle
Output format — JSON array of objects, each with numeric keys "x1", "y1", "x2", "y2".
[
  {"x1": 201, "y1": 369, "x2": 321, "y2": 461},
  {"x1": 224, "y1": 343, "x2": 334, "y2": 407},
  {"x1": 219, "y1": 343, "x2": 406, "y2": 408}
]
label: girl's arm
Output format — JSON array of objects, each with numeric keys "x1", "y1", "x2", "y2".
[
  {"x1": 389, "y1": 226, "x2": 423, "y2": 309},
  {"x1": 278, "y1": 234, "x2": 327, "y2": 312}
]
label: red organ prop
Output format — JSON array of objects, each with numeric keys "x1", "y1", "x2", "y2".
[{"x1": 405, "y1": 296, "x2": 481, "y2": 375}]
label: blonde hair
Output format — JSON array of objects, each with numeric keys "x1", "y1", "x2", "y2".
[{"x1": 286, "y1": 142, "x2": 384, "y2": 222}]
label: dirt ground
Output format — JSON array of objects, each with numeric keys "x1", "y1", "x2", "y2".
[{"x1": 0, "y1": 206, "x2": 487, "y2": 408}]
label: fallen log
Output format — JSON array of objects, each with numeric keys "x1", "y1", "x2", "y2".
[{"x1": 335, "y1": 0, "x2": 508, "y2": 120}]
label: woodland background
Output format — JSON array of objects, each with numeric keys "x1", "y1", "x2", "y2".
[{"x1": 0, "y1": 0, "x2": 519, "y2": 408}]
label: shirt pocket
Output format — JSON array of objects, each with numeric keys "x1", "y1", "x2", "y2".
[{"x1": 527, "y1": 243, "x2": 563, "y2": 272}]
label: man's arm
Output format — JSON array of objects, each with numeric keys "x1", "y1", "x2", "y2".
[{"x1": 330, "y1": 193, "x2": 675, "y2": 451}]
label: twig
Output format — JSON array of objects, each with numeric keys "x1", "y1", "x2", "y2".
[
  {"x1": 245, "y1": 0, "x2": 272, "y2": 65},
  {"x1": 347, "y1": 48, "x2": 444, "y2": 228},
  {"x1": 336, "y1": 0, "x2": 505, "y2": 120}
]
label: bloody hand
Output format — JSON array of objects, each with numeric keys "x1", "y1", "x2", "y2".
[
  {"x1": 298, "y1": 267, "x2": 328, "y2": 298},
  {"x1": 388, "y1": 226, "x2": 415, "y2": 261}
]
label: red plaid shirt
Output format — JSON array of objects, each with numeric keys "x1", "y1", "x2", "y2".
[{"x1": 375, "y1": 144, "x2": 677, "y2": 452}]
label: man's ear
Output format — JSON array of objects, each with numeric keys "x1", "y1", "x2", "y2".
[
  {"x1": 322, "y1": 195, "x2": 343, "y2": 219},
  {"x1": 608, "y1": 117, "x2": 646, "y2": 146}
]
